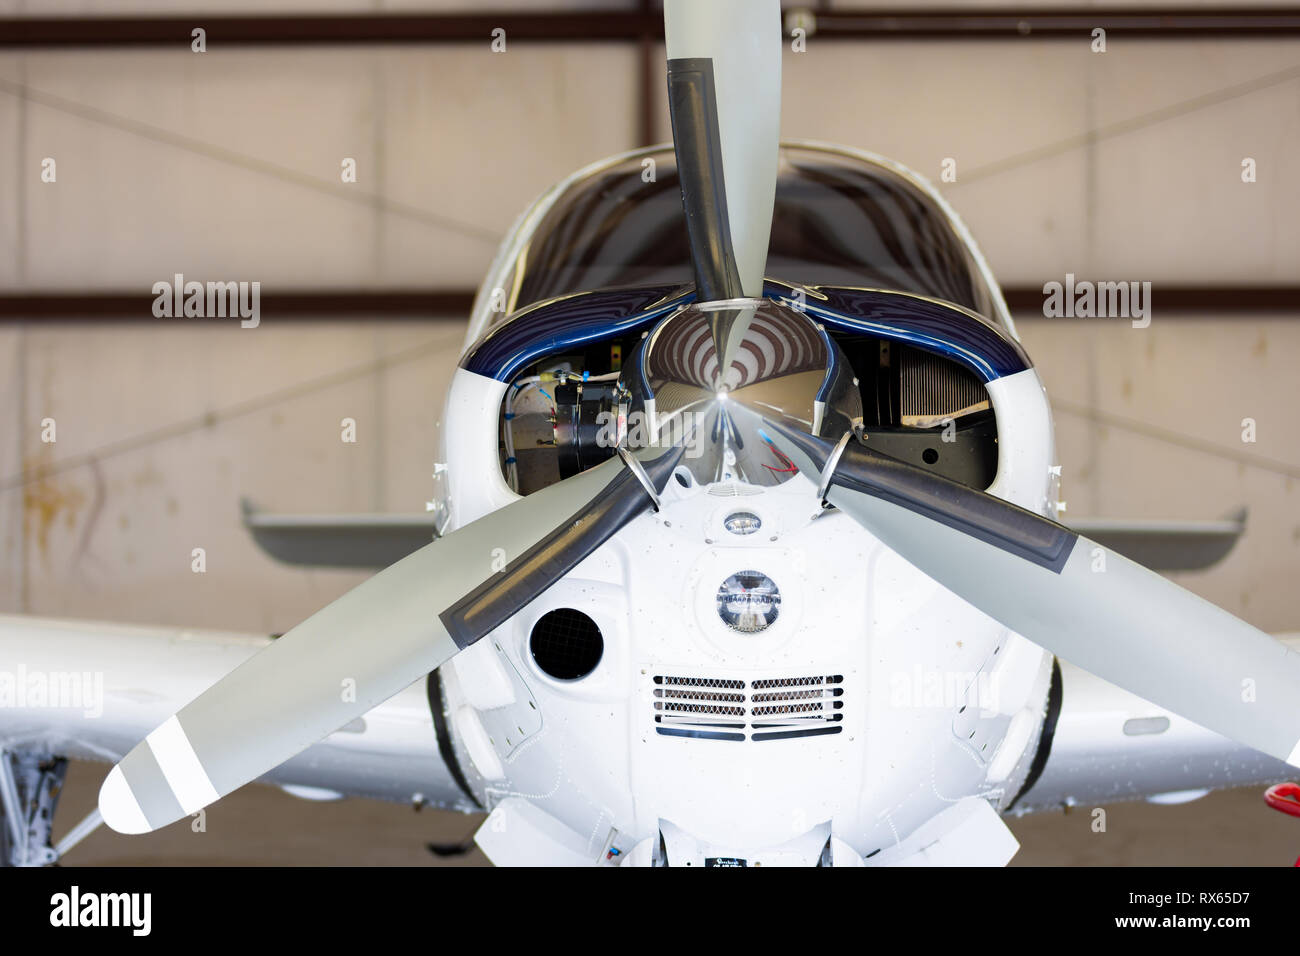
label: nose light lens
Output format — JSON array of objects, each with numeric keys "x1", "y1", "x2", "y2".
[
  {"x1": 716, "y1": 571, "x2": 781, "y2": 633},
  {"x1": 723, "y1": 511, "x2": 762, "y2": 536}
]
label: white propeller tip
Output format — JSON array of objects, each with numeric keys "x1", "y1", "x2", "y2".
[{"x1": 99, "y1": 764, "x2": 151, "y2": 835}]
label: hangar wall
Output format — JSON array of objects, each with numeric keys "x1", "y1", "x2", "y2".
[
  {"x1": 1, "y1": 12, "x2": 1296, "y2": 636},
  {"x1": 1, "y1": 0, "x2": 1298, "y2": 867},
  {"x1": 2, "y1": 36, "x2": 1298, "y2": 290}
]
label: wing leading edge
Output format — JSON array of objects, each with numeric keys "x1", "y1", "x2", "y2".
[
  {"x1": 242, "y1": 505, "x2": 1248, "y2": 573},
  {"x1": 1012, "y1": 634, "x2": 1299, "y2": 814},
  {"x1": 0, "y1": 615, "x2": 474, "y2": 811}
]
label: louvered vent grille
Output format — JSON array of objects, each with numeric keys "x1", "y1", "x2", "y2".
[
  {"x1": 652, "y1": 674, "x2": 844, "y2": 741},
  {"x1": 706, "y1": 482, "x2": 765, "y2": 497}
]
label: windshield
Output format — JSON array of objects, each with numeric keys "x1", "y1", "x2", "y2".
[{"x1": 500, "y1": 144, "x2": 1002, "y2": 324}]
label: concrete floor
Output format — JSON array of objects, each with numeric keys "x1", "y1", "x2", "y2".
[{"x1": 48, "y1": 758, "x2": 1300, "y2": 867}]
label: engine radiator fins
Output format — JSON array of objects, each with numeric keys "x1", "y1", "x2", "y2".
[{"x1": 899, "y1": 346, "x2": 990, "y2": 427}]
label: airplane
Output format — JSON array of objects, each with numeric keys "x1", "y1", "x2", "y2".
[{"x1": 3, "y1": 0, "x2": 1298, "y2": 868}]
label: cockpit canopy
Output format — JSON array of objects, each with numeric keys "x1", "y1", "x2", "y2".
[{"x1": 478, "y1": 143, "x2": 1004, "y2": 333}]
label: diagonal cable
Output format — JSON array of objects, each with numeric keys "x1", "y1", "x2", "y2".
[
  {"x1": 0, "y1": 75, "x2": 502, "y2": 244},
  {"x1": 1, "y1": 335, "x2": 455, "y2": 491},
  {"x1": 1052, "y1": 398, "x2": 1300, "y2": 481},
  {"x1": 951, "y1": 62, "x2": 1300, "y2": 186}
]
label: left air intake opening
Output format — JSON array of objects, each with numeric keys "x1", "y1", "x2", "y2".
[{"x1": 529, "y1": 608, "x2": 605, "y2": 681}]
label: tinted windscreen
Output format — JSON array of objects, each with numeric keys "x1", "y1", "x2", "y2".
[{"x1": 512, "y1": 145, "x2": 1000, "y2": 322}]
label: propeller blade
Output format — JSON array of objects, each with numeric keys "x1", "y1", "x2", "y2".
[
  {"x1": 764, "y1": 422, "x2": 1300, "y2": 769},
  {"x1": 665, "y1": 0, "x2": 781, "y2": 301},
  {"x1": 99, "y1": 445, "x2": 683, "y2": 833}
]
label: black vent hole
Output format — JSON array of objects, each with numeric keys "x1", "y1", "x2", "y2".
[{"x1": 529, "y1": 608, "x2": 604, "y2": 681}]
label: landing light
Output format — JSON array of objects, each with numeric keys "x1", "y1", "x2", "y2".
[
  {"x1": 716, "y1": 571, "x2": 781, "y2": 633},
  {"x1": 723, "y1": 512, "x2": 762, "y2": 536}
]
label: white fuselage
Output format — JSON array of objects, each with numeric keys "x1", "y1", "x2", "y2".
[{"x1": 432, "y1": 146, "x2": 1062, "y2": 865}]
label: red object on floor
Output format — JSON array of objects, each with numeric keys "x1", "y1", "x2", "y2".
[
  {"x1": 1264, "y1": 783, "x2": 1300, "y2": 866},
  {"x1": 1265, "y1": 782, "x2": 1300, "y2": 818}
]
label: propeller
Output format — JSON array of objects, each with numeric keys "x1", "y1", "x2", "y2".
[
  {"x1": 665, "y1": 0, "x2": 781, "y2": 381},
  {"x1": 99, "y1": 445, "x2": 682, "y2": 833},
  {"x1": 761, "y1": 421, "x2": 1300, "y2": 770},
  {"x1": 665, "y1": 0, "x2": 780, "y2": 301},
  {"x1": 100, "y1": 0, "x2": 785, "y2": 834}
]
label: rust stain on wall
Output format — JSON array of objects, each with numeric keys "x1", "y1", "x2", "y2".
[{"x1": 22, "y1": 449, "x2": 85, "y2": 562}]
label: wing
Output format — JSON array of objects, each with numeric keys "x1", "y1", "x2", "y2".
[
  {"x1": 1010, "y1": 634, "x2": 1300, "y2": 814},
  {"x1": 243, "y1": 504, "x2": 1248, "y2": 574},
  {"x1": 1068, "y1": 509, "x2": 1246, "y2": 572},
  {"x1": 0, "y1": 614, "x2": 476, "y2": 810},
  {"x1": 241, "y1": 499, "x2": 440, "y2": 570}
]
